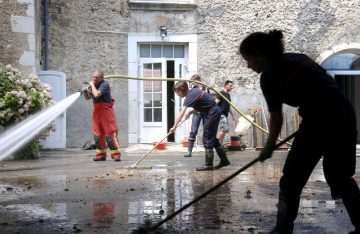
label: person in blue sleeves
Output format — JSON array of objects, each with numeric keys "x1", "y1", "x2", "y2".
[{"x1": 170, "y1": 80, "x2": 231, "y2": 171}]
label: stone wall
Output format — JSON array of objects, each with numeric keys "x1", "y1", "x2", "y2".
[
  {"x1": 0, "y1": 0, "x2": 40, "y2": 77},
  {"x1": 45, "y1": 0, "x2": 129, "y2": 147},
  {"x1": 43, "y1": 0, "x2": 360, "y2": 147},
  {"x1": 194, "y1": 0, "x2": 360, "y2": 144}
]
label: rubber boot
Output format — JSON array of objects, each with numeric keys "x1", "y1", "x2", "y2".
[
  {"x1": 341, "y1": 191, "x2": 360, "y2": 234},
  {"x1": 93, "y1": 153, "x2": 106, "y2": 161},
  {"x1": 269, "y1": 192, "x2": 300, "y2": 234},
  {"x1": 196, "y1": 149, "x2": 214, "y2": 171},
  {"x1": 214, "y1": 145, "x2": 230, "y2": 169},
  {"x1": 184, "y1": 140, "x2": 195, "y2": 157}
]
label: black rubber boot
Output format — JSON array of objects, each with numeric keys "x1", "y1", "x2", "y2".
[
  {"x1": 341, "y1": 191, "x2": 360, "y2": 234},
  {"x1": 196, "y1": 149, "x2": 214, "y2": 171},
  {"x1": 214, "y1": 145, "x2": 230, "y2": 169},
  {"x1": 184, "y1": 140, "x2": 195, "y2": 157},
  {"x1": 269, "y1": 191, "x2": 300, "y2": 234}
]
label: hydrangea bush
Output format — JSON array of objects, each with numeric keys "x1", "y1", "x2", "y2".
[{"x1": 0, "y1": 64, "x2": 56, "y2": 159}]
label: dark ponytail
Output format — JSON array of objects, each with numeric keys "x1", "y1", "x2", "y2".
[{"x1": 239, "y1": 29, "x2": 284, "y2": 60}]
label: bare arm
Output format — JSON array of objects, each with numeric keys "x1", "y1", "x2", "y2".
[
  {"x1": 184, "y1": 108, "x2": 198, "y2": 119},
  {"x1": 229, "y1": 108, "x2": 235, "y2": 120},
  {"x1": 90, "y1": 81, "x2": 102, "y2": 98},
  {"x1": 260, "y1": 110, "x2": 283, "y2": 161},
  {"x1": 170, "y1": 106, "x2": 187, "y2": 133},
  {"x1": 266, "y1": 111, "x2": 283, "y2": 146}
]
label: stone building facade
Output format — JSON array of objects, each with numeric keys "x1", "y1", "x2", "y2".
[
  {"x1": 0, "y1": 0, "x2": 41, "y2": 77},
  {"x1": 1, "y1": 0, "x2": 360, "y2": 147}
]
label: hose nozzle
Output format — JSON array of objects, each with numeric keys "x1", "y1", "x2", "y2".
[{"x1": 79, "y1": 82, "x2": 90, "y2": 95}]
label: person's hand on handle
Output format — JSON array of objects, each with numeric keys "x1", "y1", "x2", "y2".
[{"x1": 170, "y1": 126, "x2": 176, "y2": 133}]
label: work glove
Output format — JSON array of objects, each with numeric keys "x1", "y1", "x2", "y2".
[{"x1": 259, "y1": 141, "x2": 275, "y2": 162}]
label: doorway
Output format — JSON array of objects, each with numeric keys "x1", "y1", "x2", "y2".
[
  {"x1": 167, "y1": 60, "x2": 175, "y2": 142},
  {"x1": 328, "y1": 71, "x2": 360, "y2": 144}
]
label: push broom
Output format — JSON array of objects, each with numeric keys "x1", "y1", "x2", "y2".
[
  {"x1": 124, "y1": 119, "x2": 187, "y2": 169},
  {"x1": 132, "y1": 131, "x2": 297, "y2": 233}
]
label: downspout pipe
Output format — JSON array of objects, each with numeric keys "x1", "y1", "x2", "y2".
[{"x1": 44, "y1": 0, "x2": 49, "y2": 70}]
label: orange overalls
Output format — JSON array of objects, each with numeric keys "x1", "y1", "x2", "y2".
[{"x1": 93, "y1": 99, "x2": 121, "y2": 160}]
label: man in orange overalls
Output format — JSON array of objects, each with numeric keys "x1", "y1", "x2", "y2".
[{"x1": 83, "y1": 69, "x2": 121, "y2": 161}]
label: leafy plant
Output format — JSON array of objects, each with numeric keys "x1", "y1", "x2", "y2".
[{"x1": 0, "y1": 64, "x2": 56, "y2": 159}]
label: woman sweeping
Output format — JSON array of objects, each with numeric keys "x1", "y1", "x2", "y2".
[
  {"x1": 170, "y1": 80, "x2": 231, "y2": 171},
  {"x1": 239, "y1": 30, "x2": 360, "y2": 233}
]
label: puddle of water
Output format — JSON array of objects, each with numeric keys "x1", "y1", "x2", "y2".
[
  {"x1": 0, "y1": 158, "x2": 351, "y2": 233},
  {"x1": 5, "y1": 203, "x2": 67, "y2": 220}
]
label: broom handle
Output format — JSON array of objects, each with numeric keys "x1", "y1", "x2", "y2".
[
  {"x1": 133, "y1": 119, "x2": 187, "y2": 166},
  {"x1": 148, "y1": 131, "x2": 297, "y2": 231}
]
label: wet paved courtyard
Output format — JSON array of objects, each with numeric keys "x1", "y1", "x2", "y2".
[{"x1": 0, "y1": 148, "x2": 359, "y2": 233}]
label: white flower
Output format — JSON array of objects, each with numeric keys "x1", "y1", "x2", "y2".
[
  {"x1": 23, "y1": 104, "x2": 29, "y2": 111},
  {"x1": 18, "y1": 108, "x2": 25, "y2": 114}
]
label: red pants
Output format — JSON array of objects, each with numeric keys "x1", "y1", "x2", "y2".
[{"x1": 93, "y1": 100, "x2": 121, "y2": 159}]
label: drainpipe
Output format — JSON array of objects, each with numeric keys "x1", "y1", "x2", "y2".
[{"x1": 44, "y1": 0, "x2": 49, "y2": 70}]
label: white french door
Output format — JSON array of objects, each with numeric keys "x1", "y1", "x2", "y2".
[{"x1": 139, "y1": 59, "x2": 167, "y2": 143}]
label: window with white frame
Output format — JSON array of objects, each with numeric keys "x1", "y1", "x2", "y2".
[{"x1": 140, "y1": 44, "x2": 185, "y2": 58}]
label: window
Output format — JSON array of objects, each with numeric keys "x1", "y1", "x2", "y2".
[
  {"x1": 140, "y1": 44, "x2": 185, "y2": 58},
  {"x1": 143, "y1": 63, "x2": 163, "y2": 122}
]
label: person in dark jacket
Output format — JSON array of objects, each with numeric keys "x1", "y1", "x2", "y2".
[
  {"x1": 215, "y1": 80, "x2": 235, "y2": 145},
  {"x1": 184, "y1": 74, "x2": 209, "y2": 157},
  {"x1": 239, "y1": 30, "x2": 360, "y2": 233},
  {"x1": 171, "y1": 80, "x2": 230, "y2": 171}
]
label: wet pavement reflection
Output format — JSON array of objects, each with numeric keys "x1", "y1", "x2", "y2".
[{"x1": 0, "y1": 150, "x2": 358, "y2": 233}]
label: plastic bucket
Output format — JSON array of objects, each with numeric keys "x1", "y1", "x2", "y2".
[
  {"x1": 153, "y1": 142, "x2": 166, "y2": 150},
  {"x1": 230, "y1": 136, "x2": 240, "y2": 147}
]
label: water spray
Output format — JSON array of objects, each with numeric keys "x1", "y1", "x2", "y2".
[{"x1": 0, "y1": 92, "x2": 82, "y2": 161}]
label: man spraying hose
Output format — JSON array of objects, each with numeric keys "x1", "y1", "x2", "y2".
[{"x1": 83, "y1": 69, "x2": 122, "y2": 162}]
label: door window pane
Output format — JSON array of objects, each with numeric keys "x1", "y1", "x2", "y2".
[
  {"x1": 174, "y1": 45, "x2": 185, "y2": 58},
  {"x1": 151, "y1": 45, "x2": 161, "y2": 58},
  {"x1": 163, "y1": 45, "x2": 173, "y2": 58},
  {"x1": 153, "y1": 93, "x2": 162, "y2": 107},
  {"x1": 144, "y1": 108, "x2": 152, "y2": 122},
  {"x1": 153, "y1": 63, "x2": 162, "y2": 77},
  {"x1": 143, "y1": 93, "x2": 152, "y2": 107},
  {"x1": 140, "y1": 44, "x2": 150, "y2": 58},
  {"x1": 154, "y1": 108, "x2": 162, "y2": 122}
]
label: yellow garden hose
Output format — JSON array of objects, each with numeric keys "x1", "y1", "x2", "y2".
[{"x1": 105, "y1": 74, "x2": 292, "y2": 146}]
